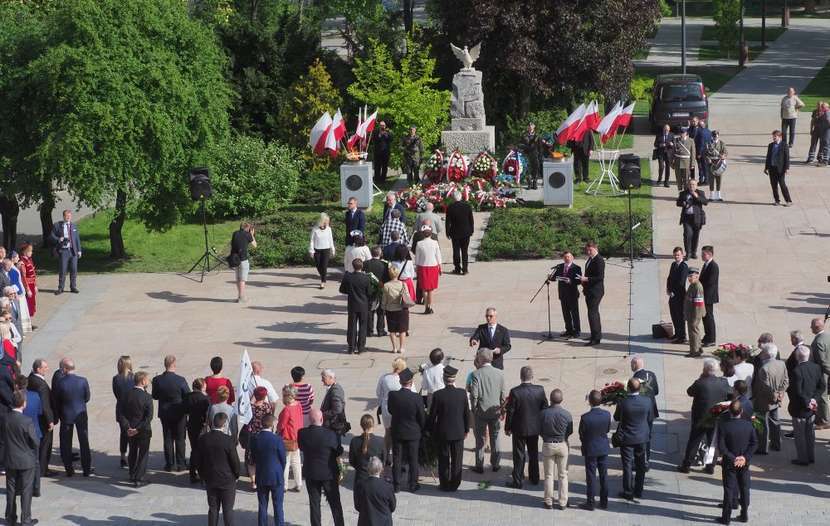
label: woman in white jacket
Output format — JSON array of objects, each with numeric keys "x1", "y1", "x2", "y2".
[
  {"x1": 309, "y1": 213, "x2": 335, "y2": 289},
  {"x1": 414, "y1": 224, "x2": 442, "y2": 315}
]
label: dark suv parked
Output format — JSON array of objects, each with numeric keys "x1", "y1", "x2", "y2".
[{"x1": 649, "y1": 74, "x2": 709, "y2": 130}]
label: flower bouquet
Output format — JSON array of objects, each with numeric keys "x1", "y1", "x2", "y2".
[
  {"x1": 424, "y1": 149, "x2": 445, "y2": 184},
  {"x1": 700, "y1": 401, "x2": 731, "y2": 429},
  {"x1": 600, "y1": 381, "x2": 627, "y2": 405},
  {"x1": 499, "y1": 149, "x2": 526, "y2": 185},
  {"x1": 396, "y1": 176, "x2": 519, "y2": 212},
  {"x1": 751, "y1": 412, "x2": 765, "y2": 433},
  {"x1": 446, "y1": 149, "x2": 469, "y2": 182},
  {"x1": 712, "y1": 343, "x2": 753, "y2": 362},
  {"x1": 470, "y1": 151, "x2": 498, "y2": 181}
]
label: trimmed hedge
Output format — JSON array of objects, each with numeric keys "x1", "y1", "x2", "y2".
[{"x1": 477, "y1": 207, "x2": 652, "y2": 261}]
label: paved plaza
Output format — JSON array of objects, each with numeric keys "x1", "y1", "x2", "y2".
[{"x1": 17, "y1": 17, "x2": 830, "y2": 526}]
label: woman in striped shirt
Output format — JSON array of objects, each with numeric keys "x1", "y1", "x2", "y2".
[{"x1": 290, "y1": 366, "x2": 315, "y2": 427}]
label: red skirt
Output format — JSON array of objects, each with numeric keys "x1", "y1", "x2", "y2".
[
  {"x1": 401, "y1": 278, "x2": 416, "y2": 299},
  {"x1": 416, "y1": 265, "x2": 440, "y2": 291}
]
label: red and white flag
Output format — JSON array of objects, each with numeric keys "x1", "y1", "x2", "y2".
[
  {"x1": 570, "y1": 100, "x2": 599, "y2": 142},
  {"x1": 324, "y1": 109, "x2": 345, "y2": 157},
  {"x1": 347, "y1": 109, "x2": 378, "y2": 150},
  {"x1": 597, "y1": 101, "x2": 623, "y2": 143},
  {"x1": 615, "y1": 102, "x2": 636, "y2": 129},
  {"x1": 310, "y1": 111, "x2": 332, "y2": 156},
  {"x1": 556, "y1": 103, "x2": 586, "y2": 144}
]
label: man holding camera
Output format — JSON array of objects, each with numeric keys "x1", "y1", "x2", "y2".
[
  {"x1": 676, "y1": 179, "x2": 707, "y2": 260},
  {"x1": 229, "y1": 222, "x2": 257, "y2": 303}
]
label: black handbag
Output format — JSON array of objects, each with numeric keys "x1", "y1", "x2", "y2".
[
  {"x1": 227, "y1": 252, "x2": 241, "y2": 268},
  {"x1": 611, "y1": 428, "x2": 623, "y2": 448},
  {"x1": 238, "y1": 424, "x2": 251, "y2": 449}
]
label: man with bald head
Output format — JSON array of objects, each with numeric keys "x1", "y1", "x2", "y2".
[
  {"x1": 789, "y1": 345, "x2": 825, "y2": 465},
  {"x1": 299, "y1": 408, "x2": 344, "y2": 526},
  {"x1": 415, "y1": 202, "x2": 443, "y2": 236},
  {"x1": 678, "y1": 358, "x2": 731, "y2": 474},
  {"x1": 52, "y1": 358, "x2": 92, "y2": 476}
]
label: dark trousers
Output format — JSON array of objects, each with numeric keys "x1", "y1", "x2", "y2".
[
  {"x1": 5, "y1": 467, "x2": 34, "y2": 524},
  {"x1": 393, "y1": 438, "x2": 419, "y2": 490},
  {"x1": 682, "y1": 423, "x2": 715, "y2": 468},
  {"x1": 721, "y1": 466, "x2": 750, "y2": 522},
  {"x1": 60, "y1": 412, "x2": 91, "y2": 474},
  {"x1": 451, "y1": 236, "x2": 470, "y2": 273},
  {"x1": 807, "y1": 133, "x2": 820, "y2": 160},
  {"x1": 584, "y1": 455, "x2": 608, "y2": 503},
  {"x1": 404, "y1": 159, "x2": 420, "y2": 185},
  {"x1": 619, "y1": 443, "x2": 647, "y2": 497},
  {"x1": 696, "y1": 157, "x2": 708, "y2": 183},
  {"x1": 669, "y1": 295, "x2": 686, "y2": 339},
  {"x1": 38, "y1": 428, "x2": 53, "y2": 475},
  {"x1": 702, "y1": 303, "x2": 716, "y2": 344},
  {"x1": 313, "y1": 249, "x2": 331, "y2": 283},
  {"x1": 368, "y1": 306, "x2": 385, "y2": 335},
  {"x1": 187, "y1": 427, "x2": 201, "y2": 481},
  {"x1": 574, "y1": 150, "x2": 590, "y2": 182},
  {"x1": 585, "y1": 293, "x2": 603, "y2": 342},
  {"x1": 757, "y1": 406, "x2": 782, "y2": 453},
  {"x1": 820, "y1": 131, "x2": 830, "y2": 163},
  {"x1": 128, "y1": 432, "x2": 151, "y2": 483},
  {"x1": 306, "y1": 478, "x2": 344, "y2": 526},
  {"x1": 438, "y1": 439, "x2": 464, "y2": 491},
  {"x1": 682, "y1": 220, "x2": 702, "y2": 257},
  {"x1": 161, "y1": 416, "x2": 187, "y2": 468},
  {"x1": 511, "y1": 434, "x2": 540, "y2": 486},
  {"x1": 709, "y1": 174, "x2": 722, "y2": 192},
  {"x1": 207, "y1": 486, "x2": 236, "y2": 526},
  {"x1": 346, "y1": 308, "x2": 369, "y2": 352},
  {"x1": 58, "y1": 249, "x2": 78, "y2": 291},
  {"x1": 560, "y1": 297, "x2": 581, "y2": 335},
  {"x1": 781, "y1": 118, "x2": 796, "y2": 146},
  {"x1": 118, "y1": 426, "x2": 128, "y2": 456},
  {"x1": 526, "y1": 156, "x2": 541, "y2": 188},
  {"x1": 374, "y1": 154, "x2": 390, "y2": 184},
  {"x1": 257, "y1": 484, "x2": 284, "y2": 526},
  {"x1": 657, "y1": 154, "x2": 671, "y2": 183},
  {"x1": 768, "y1": 167, "x2": 792, "y2": 203}
]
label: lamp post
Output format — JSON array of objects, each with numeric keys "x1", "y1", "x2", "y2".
[
  {"x1": 761, "y1": 0, "x2": 767, "y2": 48},
  {"x1": 739, "y1": 0, "x2": 746, "y2": 67},
  {"x1": 681, "y1": 0, "x2": 687, "y2": 74}
]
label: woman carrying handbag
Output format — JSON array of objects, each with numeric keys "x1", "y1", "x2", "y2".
[{"x1": 381, "y1": 266, "x2": 413, "y2": 354}]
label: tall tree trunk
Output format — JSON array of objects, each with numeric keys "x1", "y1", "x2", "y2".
[
  {"x1": 0, "y1": 196, "x2": 19, "y2": 251},
  {"x1": 38, "y1": 191, "x2": 55, "y2": 248},
  {"x1": 403, "y1": 0, "x2": 414, "y2": 33},
  {"x1": 109, "y1": 189, "x2": 127, "y2": 259}
]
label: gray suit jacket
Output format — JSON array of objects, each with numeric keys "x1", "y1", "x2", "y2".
[
  {"x1": 753, "y1": 359, "x2": 789, "y2": 411},
  {"x1": 0, "y1": 272, "x2": 10, "y2": 293},
  {"x1": 415, "y1": 211, "x2": 443, "y2": 235},
  {"x1": 811, "y1": 331, "x2": 830, "y2": 377},
  {"x1": 469, "y1": 365, "x2": 505, "y2": 418},
  {"x1": 3, "y1": 410, "x2": 39, "y2": 470}
]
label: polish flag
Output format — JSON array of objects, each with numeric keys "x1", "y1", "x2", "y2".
[
  {"x1": 347, "y1": 109, "x2": 378, "y2": 150},
  {"x1": 309, "y1": 111, "x2": 332, "y2": 156},
  {"x1": 570, "y1": 100, "x2": 599, "y2": 142},
  {"x1": 615, "y1": 102, "x2": 636, "y2": 129},
  {"x1": 556, "y1": 103, "x2": 586, "y2": 144},
  {"x1": 324, "y1": 109, "x2": 345, "y2": 156},
  {"x1": 597, "y1": 101, "x2": 623, "y2": 143}
]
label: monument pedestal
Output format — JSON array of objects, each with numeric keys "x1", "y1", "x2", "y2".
[
  {"x1": 441, "y1": 66, "x2": 495, "y2": 155},
  {"x1": 441, "y1": 126, "x2": 495, "y2": 155},
  {"x1": 543, "y1": 159, "x2": 574, "y2": 207},
  {"x1": 340, "y1": 161, "x2": 374, "y2": 209}
]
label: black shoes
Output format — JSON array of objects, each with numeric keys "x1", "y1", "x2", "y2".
[
  {"x1": 584, "y1": 340, "x2": 600, "y2": 346},
  {"x1": 492, "y1": 465, "x2": 501, "y2": 472},
  {"x1": 578, "y1": 502, "x2": 594, "y2": 511},
  {"x1": 471, "y1": 466, "x2": 484, "y2": 474},
  {"x1": 120, "y1": 457, "x2": 128, "y2": 469},
  {"x1": 70, "y1": 288, "x2": 80, "y2": 293},
  {"x1": 506, "y1": 481, "x2": 523, "y2": 489},
  {"x1": 676, "y1": 464, "x2": 690, "y2": 474}
]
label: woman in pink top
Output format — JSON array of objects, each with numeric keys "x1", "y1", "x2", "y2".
[
  {"x1": 205, "y1": 356, "x2": 235, "y2": 404},
  {"x1": 278, "y1": 384, "x2": 303, "y2": 491}
]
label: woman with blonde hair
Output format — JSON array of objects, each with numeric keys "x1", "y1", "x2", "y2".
[
  {"x1": 375, "y1": 357, "x2": 411, "y2": 460},
  {"x1": 112, "y1": 355, "x2": 134, "y2": 468},
  {"x1": 348, "y1": 414, "x2": 386, "y2": 510},
  {"x1": 278, "y1": 384, "x2": 304, "y2": 492},
  {"x1": 381, "y1": 265, "x2": 410, "y2": 354},
  {"x1": 208, "y1": 385, "x2": 239, "y2": 440},
  {"x1": 309, "y1": 212, "x2": 335, "y2": 289}
]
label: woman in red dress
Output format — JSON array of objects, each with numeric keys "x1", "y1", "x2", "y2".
[
  {"x1": 19, "y1": 243, "x2": 37, "y2": 318},
  {"x1": 205, "y1": 356, "x2": 235, "y2": 405}
]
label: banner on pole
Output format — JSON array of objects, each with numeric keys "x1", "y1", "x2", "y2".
[{"x1": 237, "y1": 349, "x2": 255, "y2": 426}]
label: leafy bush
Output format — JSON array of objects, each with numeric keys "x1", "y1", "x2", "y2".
[
  {"x1": 630, "y1": 75, "x2": 655, "y2": 105},
  {"x1": 293, "y1": 168, "x2": 341, "y2": 204},
  {"x1": 659, "y1": 0, "x2": 673, "y2": 17},
  {"x1": 478, "y1": 207, "x2": 652, "y2": 261},
  {"x1": 206, "y1": 135, "x2": 302, "y2": 219},
  {"x1": 713, "y1": 0, "x2": 741, "y2": 58},
  {"x1": 502, "y1": 108, "x2": 568, "y2": 150}
]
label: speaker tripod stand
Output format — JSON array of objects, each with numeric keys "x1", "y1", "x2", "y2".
[{"x1": 187, "y1": 197, "x2": 226, "y2": 283}]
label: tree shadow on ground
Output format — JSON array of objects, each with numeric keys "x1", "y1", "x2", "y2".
[{"x1": 145, "y1": 291, "x2": 238, "y2": 304}]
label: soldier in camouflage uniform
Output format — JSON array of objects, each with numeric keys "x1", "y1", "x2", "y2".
[
  {"x1": 520, "y1": 123, "x2": 542, "y2": 190},
  {"x1": 401, "y1": 126, "x2": 423, "y2": 186}
]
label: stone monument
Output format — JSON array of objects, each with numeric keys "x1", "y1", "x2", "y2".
[{"x1": 441, "y1": 43, "x2": 496, "y2": 154}]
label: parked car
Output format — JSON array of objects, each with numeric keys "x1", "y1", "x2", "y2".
[{"x1": 649, "y1": 74, "x2": 709, "y2": 131}]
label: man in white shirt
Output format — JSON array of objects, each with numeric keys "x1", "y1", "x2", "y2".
[
  {"x1": 419, "y1": 348, "x2": 445, "y2": 408},
  {"x1": 251, "y1": 361, "x2": 279, "y2": 404}
]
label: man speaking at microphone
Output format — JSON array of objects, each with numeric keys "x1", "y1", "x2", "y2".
[{"x1": 548, "y1": 251, "x2": 582, "y2": 339}]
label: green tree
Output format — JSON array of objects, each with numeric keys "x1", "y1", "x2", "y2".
[
  {"x1": 0, "y1": 0, "x2": 231, "y2": 258},
  {"x1": 348, "y1": 35, "x2": 450, "y2": 167},
  {"x1": 713, "y1": 0, "x2": 741, "y2": 58},
  {"x1": 280, "y1": 59, "x2": 343, "y2": 152},
  {"x1": 321, "y1": 0, "x2": 404, "y2": 61}
]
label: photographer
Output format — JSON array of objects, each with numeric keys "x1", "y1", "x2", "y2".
[
  {"x1": 676, "y1": 179, "x2": 707, "y2": 260},
  {"x1": 229, "y1": 222, "x2": 257, "y2": 303}
]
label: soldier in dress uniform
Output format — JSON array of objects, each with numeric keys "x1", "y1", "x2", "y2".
[
  {"x1": 520, "y1": 123, "x2": 542, "y2": 189},
  {"x1": 401, "y1": 126, "x2": 423, "y2": 186},
  {"x1": 684, "y1": 268, "x2": 706, "y2": 358}
]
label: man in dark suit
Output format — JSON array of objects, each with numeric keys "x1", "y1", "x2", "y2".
[
  {"x1": 666, "y1": 246, "x2": 689, "y2": 342},
  {"x1": 119, "y1": 371, "x2": 153, "y2": 487},
  {"x1": 356, "y1": 456, "x2": 396, "y2": 526},
  {"x1": 549, "y1": 251, "x2": 582, "y2": 337},
  {"x1": 445, "y1": 191, "x2": 474, "y2": 274},
  {"x1": 788, "y1": 345, "x2": 825, "y2": 465},
  {"x1": 48, "y1": 209, "x2": 82, "y2": 295},
  {"x1": 614, "y1": 378, "x2": 653, "y2": 501},
  {"x1": 195, "y1": 412, "x2": 240, "y2": 526},
  {"x1": 381, "y1": 192, "x2": 407, "y2": 224},
  {"x1": 185, "y1": 378, "x2": 210, "y2": 483},
  {"x1": 580, "y1": 242, "x2": 605, "y2": 346},
  {"x1": 372, "y1": 121, "x2": 392, "y2": 184},
  {"x1": 4, "y1": 390, "x2": 39, "y2": 526},
  {"x1": 27, "y1": 359, "x2": 55, "y2": 477},
  {"x1": 699, "y1": 246, "x2": 719, "y2": 347},
  {"x1": 678, "y1": 358, "x2": 731, "y2": 473},
  {"x1": 363, "y1": 247, "x2": 389, "y2": 337},
  {"x1": 298, "y1": 408, "x2": 345, "y2": 526},
  {"x1": 427, "y1": 366, "x2": 470, "y2": 492},
  {"x1": 676, "y1": 179, "x2": 707, "y2": 259},
  {"x1": 764, "y1": 129, "x2": 793, "y2": 206},
  {"x1": 505, "y1": 366, "x2": 547, "y2": 489},
  {"x1": 387, "y1": 369, "x2": 425, "y2": 492},
  {"x1": 345, "y1": 197, "x2": 366, "y2": 246},
  {"x1": 320, "y1": 370, "x2": 348, "y2": 441},
  {"x1": 339, "y1": 259, "x2": 373, "y2": 354},
  {"x1": 630, "y1": 356, "x2": 659, "y2": 467},
  {"x1": 52, "y1": 358, "x2": 92, "y2": 476},
  {"x1": 250, "y1": 414, "x2": 286, "y2": 526},
  {"x1": 469, "y1": 307, "x2": 512, "y2": 370},
  {"x1": 151, "y1": 355, "x2": 190, "y2": 471},
  {"x1": 579, "y1": 390, "x2": 610, "y2": 511},
  {"x1": 717, "y1": 400, "x2": 757, "y2": 524}
]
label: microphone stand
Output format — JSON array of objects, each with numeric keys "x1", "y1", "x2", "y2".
[{"x1": 530, "y1": 274, "x2": 555, "y2": 340}]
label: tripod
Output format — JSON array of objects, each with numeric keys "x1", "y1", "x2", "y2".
[
  {"x1": 187, "y1": 197, "x2": 226, "y2": 283},
  {"x1": 530, "y1": 275, "x2": 555, "y2": 340}
]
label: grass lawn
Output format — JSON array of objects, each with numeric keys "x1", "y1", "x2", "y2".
[
  {"x1": 697, "y1": 44, "x2": 764, "y2": 61},
  {"x1": 701, "y1": 26, "x2": 786, "y2": 42},
  {"x1": 800, "y1": 58, "x2": 830, "y2": 112}
]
